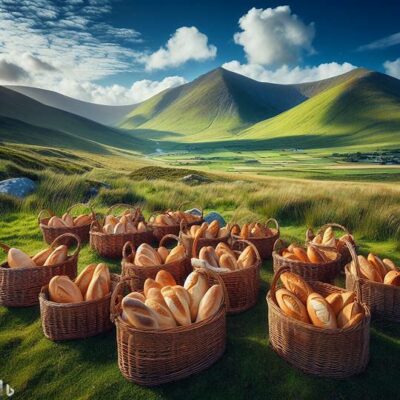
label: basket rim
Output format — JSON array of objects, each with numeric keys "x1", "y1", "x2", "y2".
[
  {"x1": 115, "y1": 302, "x2": 225, "y2": 335},
  {"x1": 149, "y1": 219, "x2": 204, "y2": 228},
  {"x1": 231, "y1": 230, "x2": 279, "y2": 242},
  {"x1": 89, "y1": 228, "x2": 153, "y2": 237},
  {"x1": 0, "y1": 254, "x2": 77, "y2": 273},
  {"x1": 40, "y1": 220, "x2": 92, "y2": 230},
  {"x1": 180, "y1": 231, "x2": 230, "y2": 241},
  {"x1": 122, "y1": 255, "x2": 189, "y2": 270},
  {"x1": 272, "y1": 249, "x2": 342, "y2": 268},
  {"x1": 39, "y1": 272, "x2": 119, "y2": 308}
]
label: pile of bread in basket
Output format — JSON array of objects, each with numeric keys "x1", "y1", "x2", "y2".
[{"x1": 1, "y1": 204, "x2": 399, "y2": 385}]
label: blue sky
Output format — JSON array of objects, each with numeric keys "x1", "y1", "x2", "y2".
[{"x1": 0, "y1": 0, "x2": 399, "y2": 105}]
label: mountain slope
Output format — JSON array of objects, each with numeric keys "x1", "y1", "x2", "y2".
[
  {"x1": 6, "y1": 85, "x2": 136, "y2": 126},
  {"x1": 0, "y1": 86, "x2": 151, "y2": 152},
  {"x1": 240, "y1": 70, "x2": 400, "y2": 148}
]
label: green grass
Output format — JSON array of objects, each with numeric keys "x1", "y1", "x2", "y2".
[{"x1": 1, "y1": 214, "x2": 399, "y2": 400}]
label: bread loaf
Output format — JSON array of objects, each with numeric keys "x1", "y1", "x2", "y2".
[
  {"x1": 342, "y1": 312, "x2": 364, "y2": 329},
  {"x1": 137, "y1": 221, "x2": 147, "y2": 233},
  {"x1": 276, "y1": 288, "x2": 310, "y2": 323},
  {"x1": 31, "y1": 247, "x2": 53, "y2": 266},
  {"x1": 337, "y1": 301, "x2": 364, "y2": 328},
  {"x1": 383, "y1": 258, "x2": 397, "y2": 272},
  {"x1": 155, "y1": 270, "x2": 176, "y2": 287},
  {"x1": 144, "y1": 278, "x2": 162, "y2": 297},
  {"x1": 74, "y1": 214, "x2": 91, "y2": 226},
  {"x1": 157, "y1": 246, "x2": 169, "y2": 263},
  {"x1": 250, "y1": 224, "x2": 264, "y2": 238},
  {"x1": 165, "y1": 244, "x2": 186, "y2": 264},
  {"x1": 292, "y1": 246, "x2": 309, "y2": 262},
  {"x1": 218, "y1": 227, "x2": 229, "y2": 238},
  {"x1": 205, "y1": 220, "x2": 220, "y2": 238},
  {"x1": 358, "y1": 255, "x2": 383, "y2": 282},
  {"x1": 103, "y1": 223, "x2": 114, "y2": 234},
  {"x1": 145, "y1": 298, "x2": 177, "y2": 329},
  {"x1": 134, "y1": 243, "x2": 162, "y2": 266},
  {"x1": 307, "y1": 292, "x2": 337, "y2": 329},
  {"x1": 219, "y1": 253, "x2": 237, "y2": 270},
  {"x1": 161, "y1": 285, "x2": 191, "y2": 326},
  {"x1": 113, "y1": 222, "x2": 126, "y2": 234},
  {"x1": 240, "y1": 224, "x2": 250, "y2": 239},
  {"x1": 384, "y1": 270, "x2": 400, "y2": 286},
  {"x1": 105, "y1": 215, "x2": 119, "y2": 227},
  {"x1": 190, "y1": 224, "x2": 200, "y2": 238},
  {"x1": 237, "y1": 245, "x2": 256, "y2": 269},
  {"x1": 49, "y1": 275, "x2": 83, "y2": 303},
  {"x1": 196, "y1": 284, "x2": 223, "y2": 322},
  {"x1": 126, "y1": 292, "x2": 146, "y2": 302},
  {"x1": 44, "y1": 245, "x2": 68, "y2": 266},
  {"x1": 322, "y1": 227, "x2": 334, "y2": 244},
  {"x1": 7, "y1": 248, "x2": 36, "y2": 268},
  {"x1": 75, "y1": 263, "x2": 96, "y2": 296},
  {"x1": 367, "y1": 253, "x2": 386, "y2": 280},
  {"x1": 307, "y1": 246, "x2": 327, "y2": 264},
  {"x1": 215, "y1": 242, "x2": 236, "y2": 259},
  {"x1": 280, "y1": 272, "x2": 313, "y2": 304},
  {"x1": 312, "y1": 233, "x2": 323, "y2": 244},
  {"x1": 199, "y1": 246, "x2": 219, "y2": 268},
  {"x1": 325, "y1": 291, "x2": 355, "y2": 315},
  {"x1": 62, "y1": 213, "x2": 74, "y2": 227},
  {"x1": 146, "y1": 287, "x2": 168, "y2": 307},
  {"x1": 85, "y1": 263, "x2": 110, "y2": 301},
  {"x1": 121, "y1": 296, "x2": 159, "y2": 330},
  {"x1": 184, "y1": 271, "x2": 209, "y2": 321},
  {"x1": 48, "y1": 216, "x2": 66, "y2": 228}
]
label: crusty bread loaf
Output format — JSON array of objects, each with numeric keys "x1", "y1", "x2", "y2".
[
  {"x1": 292, "y1": 246, "x2": 309, "y2": 263},
  {"x1": 250, "y1": 224, "x2": 264, "y2": 238},
  {"x1": 358, "y1": 255, "x2": 383, "y2": 282},
  {"x1": 307, "y1": 246, "x2": 327, "y2": 264},
  {"x1": 280, "y1": 272, "x2": 313, "y2": 304},
  {"x1": 199, "y1": 246, "x2": 219, "y2": 268},
  {"x1": 307, "y1": 292, "x2": 337, "y2": 329},
  {"x1": 383, "y1": 258, "x2": 397, "y2": 272},
  {"x1": 121, "y1": 296, "x2": 159, "y2": 330},
  {"x1": 325, "y1": 291, "x2": 355, "y2": 315},
  {"x1": 145, "y1": 298, "x2": 177, "y2": 329},
  {"x1": 137, "y1": 221, "x2": 147, "y2": 233},
  {"x1": 136, "y1": 243, "x2": 162, "y2": 265},
  {"x1": 73, "y1": 214, "x2": 91, "y2": 227},
  {"x1": 49, "y1": 275, "x2": 83, "y2": 303},
  {"x1": 189, "y1": 224, "x2": 200, "y2": 238},
  {"x1": 146, "y1": 287, "x2": 167, "y2": 307},
  {"x1": 237, "y1": 245, "x2": 256, "y2": 269},
  {"x1": 215, "y1": 242, "x2": 236, "y2": 259},
  {"x1": 368, "y1": 253, "x2": 386, "y2": 280},
  {"x1": 62, "y1": 213, "x2": 74, "y2": 227},
  {"x1": 157, "y1": 246, "x2": 169, "y2": 263},
  {"x1": 48, "y1": 216, "x2": 66, "y2": 228},
  {"x1": 219, "y1": 253, "x2": 237, "y2": 271},
  {"x1": 85, "y1": 263, "x2": 110, "y2": 301},
  {"x1": 31, "y1": 247, "x2": 53, "y2": 266},
  {"x1": 276, "y1": 288, "x2": 309, "y2": 323},
  {"x1": 113, "y1": 222, "x2": 126, "y2": 234},
  {"x1": 103, "y1": 223, "x2": 114, "y2": 234},
  {"x1": 240, "y1": 224, "x2": 250, "y2": 239},
  {"x1": 218, "y1": 227, "x2": 229, "y2": 238},
  {"x1": 342, "y1": 312, "x2": 364, "y2": 329},
  {"x1": 105, "y1": 215, "x2": 119, "y2": 227},
  {"x1": 155, "y1": 270, "x2": 176, "y2": 287},
  {"x1": 44, "y1": 245, "x2": 68, "y2": 266},
  {"x1": 320, "y1": 249, "x2": 338, "y2": 261},
  {"x1": 75, "y1": 263, "x2": 96, "y2": 296},
  {"x1": 312, "y1": 233, "x2": 323, "y2": 244},
  {"x1": 165, "y1": 244, "x2": 186, "y2": 264},
  {"x1": 205, "y1": 220, "x2": 220, "y2": 238},
  {"x1": 161, "y1": 285, "x2": 191, "y2": 326},
  {"x1": 184, "y1": 271, "x2": 209, "y2": 321},
  {"x1": 144, "y1": 278, "x2": 162, "y2": 297},
  {"x1": 322, "y1": 227, "x2": 334, "y2": 244},
  {"x1": 7, "y1": 248, "x2": 36, "y2": 268},
  {"x1": 337, "y1": 301, "x2": 364, "y2": 328},
  {"x1": 126, "y1": 292, "x2": 146, "y2": 302},
  {"x1": 196, "y1": 284, "x2": 223, "y2": 322},
  {"x1": 384, "y1": 270, "x2": 400, "y2": 286}
]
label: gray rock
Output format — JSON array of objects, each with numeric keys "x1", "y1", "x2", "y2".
[
  {"x1": 204, "y1": 211, "x2": 226, "y2": 227},
  {"x1": 0, "y1": 177, "x2": 36, "y2": 198},
  {"x1": 185, "y1": 208, "x2": 203, "y2": 217},
  {"x1": 181, "y1": 174, "x2": 211, "y2": 185}
]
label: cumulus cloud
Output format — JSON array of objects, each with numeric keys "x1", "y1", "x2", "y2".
[
  {"x1": 24, "y1": 54, "x2": 58, "y2": 72},
  {"x1": 233, "y1": 6, "x2": 315, "y2": 66},
  {"x1": 222, "y1": 60, "x2": 357, "y2": 84},
  {"x1": 143, "y1": 26, "x2": 217, "y2": 71},
  {"x1": 383, "y1": 58, "x2": 400, "y2": 78},
  {"x1": 0, "y1": 60, "x2": 30, "y2": 82},
  {"x1": 358, "y1": 32, "x2": 400, "y2": 51}
]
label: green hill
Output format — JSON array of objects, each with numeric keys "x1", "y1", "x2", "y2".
[{"x1": 240, "y1": 70, "x2": 400, "y2": 149}]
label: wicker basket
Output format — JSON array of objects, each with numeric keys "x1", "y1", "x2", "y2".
[
  {"x1": 39, "y1": 203, "x2": 96, "y2": 245},
  {"x1": 0, "y1": 233, "x2": 80, "y2": 307},
  {"x1": 90, "y1": 204, "x2": 153, "y2": 259},
  {"x1": 231, "y1": 218, "x2": 280, "y2": 260},
  {"x1": 344, "y1": 241, "x2": 400, "y2": 322},
  {"x1": 267, "y1": 265, "x2": 370, "y2": 378},
  {"x1": 272, "y1": 239, "x2": 342, "y2": 283},
  {"x1": 179, "y1": 220, "x2": 230, "y2": 257},
  {"x1": 148, "y1": 204, "x2": 204, "y2": 243},
  {"x1": 121, "y1": 234, "x2": 192, "y2": 290},
  {"x1": 192, "y1": 237, "x2": 261, "y2": 314},
  {"x1": 110, "y1": 267, "x2": 228, "y2": 386},
  {"x1": 39, "y1": 273, "x2": 120, "y2": 341},
  {"x1": 306, "y1": 223, "x2": 355, "y2": 266}
]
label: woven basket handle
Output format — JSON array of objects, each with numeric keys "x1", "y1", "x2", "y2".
[
  {"x1": 122, "y1": 241, "x2": 135, "y2": 259},
  {"x1": 159, "y1": 234, "x2": 185, "y2": 254},
  {"x1": 232, "y1": 238, "x2": 262, "y2": 265},
  {"x1": 305, "y1": 228, "x2": 315, "y2": 242},
  {"x1": 317, "y1": 223, "x2": 350, "y2": 236},
  {"x1": 269, "y1": 266, "x2": 292, "y2": 304},
  {"x1": 229, "y1": 223, "x2": 241, "y2": 236},
  {"x1": 265, "y1": 218, "x2": 280, "y2": 234},
  {"x1": 90, "y1": 220, "x2": 102, "y2": 232},
  {"x1": 342, "y1": 239, "x2": 363, "y2": 300},
  {"x1": 106, "y1": 203, "x2": 137, "y2": 216},
  {"x1": 66, "y1": 203, "x2": 96, "y2": 220},
  {"x1": 273, "y1": 238, "x2": 286, "y2": 253},
  {"x1": 50, "y1": 233, "x2": 81, "y2": 258},
  {"x1": 0, "y1": 242, "x2": 11, "y2": 253},
  {"x1": 194, "y1": 266, "x2": 230, "y2": 312},
  {"x1": 110, "y1": 276, "x2": 132, "y2": 323},
  {"x1": 38, "y1": 209, "x2": 54, "y2": 224}
]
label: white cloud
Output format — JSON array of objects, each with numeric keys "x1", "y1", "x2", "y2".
[
  {"x1": 143, "y1": 26, "x2": 217, "y2": 71},
  {"x1": 383, "y1": 58, "x2": 400, "y2": 78},
  {"x1": 233, "y1": 6, "x2": 315, "y2": 66},
  {"x1": 358, "y1": 32, "x2": 400, "y2": 51},
  {"x1": 222, "y1": 60, "x2": 357, "y2": 84}
]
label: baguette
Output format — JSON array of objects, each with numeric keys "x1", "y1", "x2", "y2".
[
  {"x1": 144, "y1": 278, "x2": 162, "y2": 297},
  {"x1": 73, "y1": 214, "x2": 91, "y2": 227},
  {"x1": 136, "y1": 243, "x2": 162, "y2": 264},
  {"x1": 280, "y1": 272, "x2": 313, "y2": 304},
  {"x1": 190, "y1": 224, "x2": 201, "y2": 238},
  {"x1": 240, "y1": 224, "x2": 250, "y2": 239},
  {"x1": 103, "y1": 223, "x2": 114, "y2": 234},
  {"x1": 155, "y1": 270, "x2": 176, "y2": 287},
  {"x1": 368, "y1": 253, "x2": 386, "y2": 280},
  {"x1": 126, "y1": 292, "x2": 145, "y2": 302},
  {"x1": 62, "y1": 213, "x2": 74, "y2": 227},
  {"x1": 383, "y1": 258, "x2": 397, "y2": 272},
  {"x1": 7, "y1": 248, "x2": 36, "y2": 268},
  {"x1": 165, "y1": 244, "x2": 186, "y2": 264},
  {"x1": 322, "y1": 227, "x2": 334, "y2": 244},
  {"x1": 146, "y1": 287, "x2": 168, "y2": 307},
  {"x1": 325, "y1": 291, "x2": 355, "y2": 315},
  {"x1": 105, "y1": 215, "x2": 119, "y2": 227},
  {"x1": 161, "y1": 285, "x2": 191, "y2": 326},
  {"x1": 145, "y1": 298, "x2": 177, "y2": 329},
  {"x1": 31, "y1": 247, "x2": 53, "y2": 266},
  {"x1": 48, "y1": 216, "x2": 66, "y2": 228},
  {"x1": 206, "y1": 220, "x2": 220, "y2": 238},
  {"x1": 358, "y1": 255, "x2": 383, "y2": 282},
  {"x1": 307, "y1": 292, "x2": 337, "y2": 329},
  {"x1": 157, "y1": 246, "x2": 169, "y2": 263},
  {"x1": 276, "y1": 288, "x2": 309, "y2": 323},
  {"x1": 237, "y1": 245, "x2": 256, "y2": 269},
  {"x1": 219, "y1": 253, "x2": 237, "y2": 271},
  {"x1": 196, "y1": 284, "x2": 223, "y2": 322},
  {"x1": 44, "y1": 245, "x2": 68, "y2": 266},
  {"x1": 75, "y1": 263, "x2": 96, "y2": 297},
  {"x1": 85, "y1": 263, "x2": 110, "y2": 301},
  {"x1": 137, "y1": 221, "x2": 147, "y2": 233},
  {"x1": 292, "y1": 246, "x2": 309, "y2": 263},
  {"x1": 49, "y1": 275, "x2": 83, "y2": 303},
  {"x1": 218, "y1": 227, "x2": 229, "y2": 238},
  {"x1": 121, "y1": 296, "x2": 159, "y2": 330},
  {"x1": 113, "y1": 222, "x2": 126, "y2": 234},
  {"x1": 337, "y1": 301, "x2": 364, "y2": 328},
  {"x1": 184, "y1": 271, "x2": 209, "y2": 321},
  {"x1": 215, "y1": 242, "x2": 236, "y2": 259},
  {"x1": 199, "y1": 246, "x2": 219, "y2": 268},
  {"x1": 307, "y1": 246, "x2": 327, "y2": 264},
  {"x1": 384, "y1": 270, "x2": 400, "y2": 286},
  {"x1": 312, "y1": 233, "x2": 323, "y2": 244}
]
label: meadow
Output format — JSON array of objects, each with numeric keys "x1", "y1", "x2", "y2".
[{"x1": 1, "y1": 143, "x2": 400, "y2": 399}]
